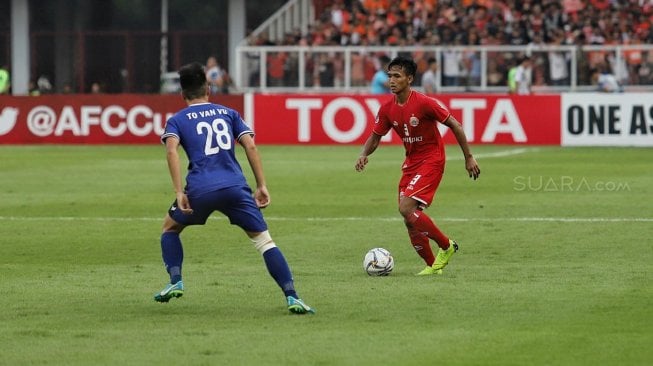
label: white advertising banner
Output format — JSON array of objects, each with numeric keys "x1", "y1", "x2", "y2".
[{"x1": 561, "y1": 93, "x2": 653, "y2": 146}]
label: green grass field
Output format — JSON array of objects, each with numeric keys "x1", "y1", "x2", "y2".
[{"x1": 1, "y1": 144, "x2": 651, "y2": 365}]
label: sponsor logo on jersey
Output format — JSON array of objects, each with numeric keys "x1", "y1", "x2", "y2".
[{"x1": 402, "y1": 136, "x2": 423, "y2": 143}]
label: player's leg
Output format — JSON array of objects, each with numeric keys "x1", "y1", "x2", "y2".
[
  {"x1": 399, "y1": 197, "x2": 451, "y2": 250},
  {"x1": 400, "y1": 198, "x2": 443, "y2": 275},
  {"x1": 154, "y1": 214, "x2": 186, "y2": 302},
  {"x1": 154, "y1": 197, "x2": 209, "y2": 303},
  {"x1": 399, "y1": 162, "x2": 458, "y2": 272},
  {"x1": 247, "y1": 230, "x2": 314, "y2": 314},
  {"x1": 405, "y1": 223, "x2": 434, "y2": 266},
  {"x1": 398, "y1": 172, "x2": 437, "y2": 274},
  {"x1": 401, "y1": 201, "x2": 458, "y2": 272},
  {"x1": 161, "y1": 214, "x2": 185, "y2": 283},
  {"x1": 398, "y1": 162, "x2": 451, "y2": 250},
  {"x1": 220, "y1": 186, "x2": 315, "y2": 314}
]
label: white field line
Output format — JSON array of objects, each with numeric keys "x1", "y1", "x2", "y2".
[
  {"x1": 2, "y1": 216, "x2": 651, "y2": 223},
  {"x1": 446, "y1": 147, "x2": 538, "y2": 161}
]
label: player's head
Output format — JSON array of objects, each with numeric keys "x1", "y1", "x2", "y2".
[
  {"x1": 388, "y1": 56, "x2": 417, "y2": 79},
  {"x1": 387, "y1": 56, "x2": 417, "y2": 94},
  {"x1": 178, "y1": 62, "x2": 208, "y2": 100},
  {"x1": 427, "y1": 57, "x2": 437, "y2": 69}
]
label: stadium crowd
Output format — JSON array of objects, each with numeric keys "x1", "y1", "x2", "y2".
[{"x1": 246, "y1": 0, "x2": 653, "y2": 90}]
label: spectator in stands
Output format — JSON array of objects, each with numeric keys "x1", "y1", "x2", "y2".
[
  {"x1": 638, "y1": 51, "x2": 653, "y2": 85},
  {"x1": 90, "y1": 82, "x2": 102, "y2": 94},
  {"x1": 514, "y1": 56, "x2": 533, "y2": 95},
  {"x1": 267, "y1": 51, "x2": 287, "y2": 87},
  {"x1": 350, "y1": 51, "x2": 367, "y2": 86},
  {"x1": 28, "y1": 80, "x2": 40, "y2": 96},
  {"x1": 205, "y1": 56, "x2": 229, "y2": 94},
  {"x1": 0, "y1": 65, "x2": 9, "y2": 94},
  {"x1": 463, "y1": 31, "x2": 482, "y2": 88},
  {"x1": 317, "y1": 53, "x2": 335, "y2": 87},
  {"x1": 37, "y1": 75, "x2": 53, "y2": 94},
  {"x1": 370, "y1": 54, "x2": 391, "y2": 94},
  {"x1": 594, "y1": 64, "x2": 623, "y2": 93},
  {"x1": 421, "y1": 57, "x2": 439, "y2": 94},
  {"x1": 441, "y1": 36, "x2": 464, "y2": 86},
  {"x1": 507, "y1": 58, "x2": 519, "y2": 93},
  {"x1": 548, "y1": 30, "x2": 570, "y2": 86}
]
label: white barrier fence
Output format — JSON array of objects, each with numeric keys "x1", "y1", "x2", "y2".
[{"x1": 234, "y1": 44, "x2": 653, "y2": 94}]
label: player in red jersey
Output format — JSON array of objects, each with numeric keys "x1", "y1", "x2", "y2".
[{"x1": 355, "y1": 56, "x2": 480, "y2": 276}]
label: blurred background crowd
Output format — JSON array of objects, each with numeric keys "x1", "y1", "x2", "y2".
[
  {"x1": 2, "y1": 0, "x2": 652, "y2": 95},
  {"x1": 244, "y1": 0, "x2": 653, "y2": 91}
]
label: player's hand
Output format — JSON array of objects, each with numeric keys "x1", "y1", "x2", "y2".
[
  {"x1": 255, "y1": 185, "x2": 271, "y2": 208},
  {"x1": 176, "y1": 192, "x2": 194, "y2": 214},
  {"x1": 355, "y1": 156, "x2": 368, "y2": 172},
  {"x1": 466, "y1": 156, "x2": 480, "y2": 180}
]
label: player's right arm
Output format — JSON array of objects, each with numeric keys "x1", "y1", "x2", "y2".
[
  {"x1": 356, "y1": 105, "x2": 391, "y2": 172},
  {"x1": 355, "y1": 132, "x2": 382, "y2": 172},
  {"x1": 165, "y1": 136, "x2": 193, "y2": 214}
]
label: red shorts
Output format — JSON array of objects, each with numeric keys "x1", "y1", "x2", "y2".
[{"x1": 398, "y1": 159, "x2": 445, "y2": 207}]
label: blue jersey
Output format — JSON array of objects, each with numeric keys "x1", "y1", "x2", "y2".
[{"x1": 161, "y1": 102, "x2": 254, "y2": 196}]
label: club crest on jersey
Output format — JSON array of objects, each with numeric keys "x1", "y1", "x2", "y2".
[{"x1": 409, "y1": 116, "x2": 419, "y2": 127}]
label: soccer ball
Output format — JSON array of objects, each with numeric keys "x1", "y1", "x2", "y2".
[{"x1": 363, "y1": 248, "x2": 394, "y2": 276}]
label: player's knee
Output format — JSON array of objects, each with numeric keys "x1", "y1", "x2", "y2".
[
  {"x1": 398, "y1": 204, "x2": 415, "y2": 218},
  {"x1": 162, "y1": 214, "x2": 184, "y2": 233},
  {"x1": 250, "y1": 230, "x2": 276, "y2": 254}
]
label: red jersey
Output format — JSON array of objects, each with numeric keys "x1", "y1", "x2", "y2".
[{"x1": 373, "y1": 90, "x2": 451, "y2": 169}]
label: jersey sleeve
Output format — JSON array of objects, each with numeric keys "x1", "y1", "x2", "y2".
[
  {"x1": 160, "y1": 116, "x2": 180, "y2": 144},
  {"x1": 372, "y1": 104, "x2": 392, "y2": 136},
  {"x1": 230, "y1": 110, "x2": 255, "y2": 141},
  {"x1": 429, "y1": 97, "x2": 451, "y2": 123}
]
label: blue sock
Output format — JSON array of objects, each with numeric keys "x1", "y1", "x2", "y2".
[
  {"x1": 262, "y1": 247, "x2": 298, "y2": 299},
  {"x1": 161, "y1": 232, "x2": 183, "y2": 284}
]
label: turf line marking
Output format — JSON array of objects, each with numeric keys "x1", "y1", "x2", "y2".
[
  {"x1": 446, "y1": 147, "x2": 538, "y2": 161},
  {"x1": 2, "y1": 216, "x2": 651, "y2": 223}
]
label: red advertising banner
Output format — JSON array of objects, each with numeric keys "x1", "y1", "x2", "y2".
[
  {"x1": 0, "y1": 95, "x2": 243, "y2": 144},
  {"x1": 251, "y1": 94, "x2": 561, "y2": 145},
  {"x1": 1, "y1": 93, "x2": 560, "y2": 145}
]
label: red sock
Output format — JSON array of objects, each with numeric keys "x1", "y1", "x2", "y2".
[
  {"x1": 407, "y1": 226, "x2": 435, "y2": 266},
  {"x1": 406, "y1": 210, "x2": 450, "y2": 249}
]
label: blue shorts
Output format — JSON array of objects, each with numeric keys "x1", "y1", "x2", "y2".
[{"x1": 168, "y1": 185, "x2": 268, "y2": 233}]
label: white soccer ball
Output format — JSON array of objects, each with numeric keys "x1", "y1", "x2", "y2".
[{"x1": 363, "y1": 247, "x2": 394, "y2": 276}]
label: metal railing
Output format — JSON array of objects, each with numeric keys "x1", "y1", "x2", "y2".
[
  {"x1": 240, "y1": 0, "x2": 315, "y2": 46},
  {"x1": 234, "y1": 44, "x2": 653, "y2": 93}
]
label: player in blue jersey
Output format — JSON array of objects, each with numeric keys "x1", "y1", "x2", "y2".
[{"x1": 153, "y1": 62, "x2": 314, "y2": 314}]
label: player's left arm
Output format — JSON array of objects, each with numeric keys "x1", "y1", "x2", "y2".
[
  {"x1": 239, "y1": 133, "x2": 270, "y2": 208},
  {"x1": 165, "y1": 136, "x2": 193, "y2": 214},
  {"x1": 442, "y1": 115, "x2": 481, "y2": 180}
]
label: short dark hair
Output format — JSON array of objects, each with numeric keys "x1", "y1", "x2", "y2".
[
  {"x1": 427, "y1": 57, "x2": 437, "y2": 65},
  {"x1": 178, "y1": 62, "x2": 207, "y2": 100},
  {"x1": 388, "y1": 56, "x2": 417, "y2": 78}
]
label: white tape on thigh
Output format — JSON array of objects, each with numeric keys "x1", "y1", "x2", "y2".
[{"x1": 250, "y1": 230, "x2": 276, "y2": 254}]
